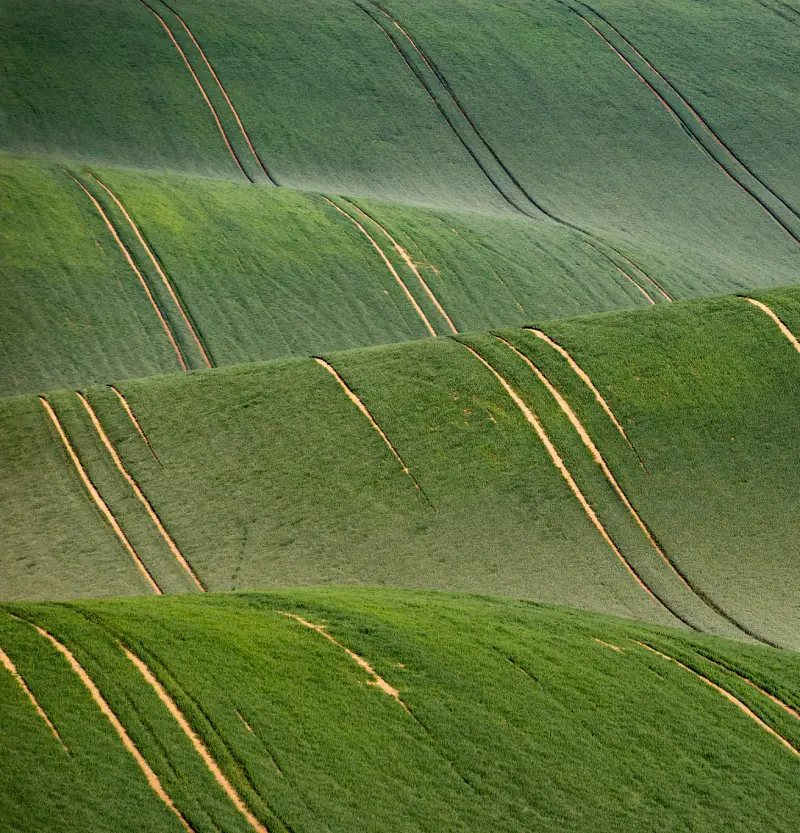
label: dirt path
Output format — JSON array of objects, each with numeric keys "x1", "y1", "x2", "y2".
[
  {"x1": 89, "y1": 174, "x2": 212, "y2": 369},
  {"x1": 29, "y1": 624, "x2": 191, "y2": 829},
  {"x1": 460, "y1": 344, "x2": 670, "y2": 611},
  {"x1": 282, "y1": 613, "x2": 411, "y2": 712},
  {"x1": 137, "y1": 0, "x2": 250, "y2": 182},
  {"x1": 745, "y1": 298, "x2": 800, "y2": 353},
  {"x1": 76, "y1": 393, "x2": 205, "y2": 592},
  {"x1": 592, "y1": 638, "x2": 622, "y2": 653},
  {"x1": 634, "y1": 642, "x2": 799, "y2": 757},
  {"x1": 64, "y1": 170, "x2": 187, "y2": 371},
  {"x1": 342, "y1": 199, "x2": 458, "y2": 334},
  {"x1": 109, "y1": 385, "x2": 160, "y2": 462},
  {"x1": 159, "y1": 0, "x2": 277, "y2": 184},
  {"x1": 321, "y1": 197, "x2": 437, "y2": 337},
  {"x1": 39, "y1": 397, "x2": 162, "y2": 595},
  {"x1": 122, "y1": 645, "x2": 270, "y2": 833},
  {"x1": 525, "y1": 328, "x2": 634, "y2": 448},
  {"x1": 0, "y1": 645, "x2": 68, "y2": 751}
]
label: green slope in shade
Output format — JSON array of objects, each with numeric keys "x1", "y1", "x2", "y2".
[
  {"x1": 2, "y1": 289, "x2": 798, "y2": 649},
  {"x1": 1, "y1": 589, "x2": 799, "y2": 833}
]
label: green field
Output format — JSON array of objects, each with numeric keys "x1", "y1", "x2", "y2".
[{"x1": 2, "y1": 0, "x2": 799, "y2": 828}]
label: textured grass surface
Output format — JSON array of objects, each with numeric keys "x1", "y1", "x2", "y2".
[{"x1": 2, "y1": 588, "x2": 799, "y2": 833}]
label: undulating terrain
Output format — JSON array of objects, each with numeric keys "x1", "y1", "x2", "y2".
[{"x1": 1, "y1": 0, "x2": 799, "y2": 829}]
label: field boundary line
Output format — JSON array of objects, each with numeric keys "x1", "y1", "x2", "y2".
[
  {"x1": 313, "y1": 357, "x2": 428, "y2": 499},
  {"x1": 64, "y1": 169, "x2": 187, "y2": 371},
  {"x1": 76, "y1": 393, "x2": 205, "y2": 592},
  {"x1": 282, "y1": 613, "x2": 412, "y2": 713},
  {"x1": 321, "y1": 196, "x2": 437, "y2": 337},
  {"x1": 744, "y1": 298, "x2": 800, "y2": 353},
  {"x1": 137, "y1": 0, "x2": 251, "y2": 182},
  {"x1": 28, "y1": 624, "x2": 192, "y2": 829},
  {"x1": 460, "y1": 343, "x2": 688, "y2": 622},
  {"x1": 342, "y1": 199, "x2": 458, "y2": 333},
  {"x1": 0, "y1": 645, "x2": 68, "y2": 752},
  {"x1": 89, "y1": 173, "x2": 213, "y2": 369},
  {"x1": 121, "y1": 644, "x2": 270, "y2": 833},
  {"x1": 158, "y1": 0, "x2": 277, "y2": 185},
  {"x1": 109, "y1": 385, "x2": 160, "y2": 463},
  {"x1": 39, "y1": 397, "x2": 162, "y2": 595},
  {"x1": 634, "y1": 641, "x2": 800, "y2": 758}
]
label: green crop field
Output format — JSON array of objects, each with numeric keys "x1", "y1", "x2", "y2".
[{"x1": 2, "y1": 0, "x2": 799, "y2": 828}]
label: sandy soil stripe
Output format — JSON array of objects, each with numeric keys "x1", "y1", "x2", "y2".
[
  {"x1": 496, "y1": 337, "x2": 688, "y2": 588},
  {"x1": 39, "y1": 397, "x2": 162, "y2": 595},
  {"x1": 635, "y1": 642, "x2": 800, "y2": 758},
  {"x1": 109, "y1": 385, "x2": 160, "y2": 463},
  {"x1": 0, "y1": 645, "x2": 68, "y2": 751},
  {"x1": 89, "y1": 174, "x2": 212, "y2": 369},
  {"x1": 29, "y1": 624, "x2": 192, "y2": 829},
  {"x1": 461, "y1": 344, "x2": 661, "y2": 604},
  {"x1": 159, "y1": 0, "x2": 276, "y2": 184},
  {"x1": 76, "y1": 393, "x2": 205, "y2": 592},
  {"x1": 525, "y1": 329, "x2": 634, "y2": 448},
  {"x1": 122, "y1": 645, "x2": 269, "y2": 833},
  {"x1": 592, "y1": 638, "x2": 622, "y2": 653},
  {"x1": 282, "y1": 613, "x2": 409, "y2": 711},
  {"x1": 322, "y1": 197, "x2": 437, "y2": 337},
  {"x1": 745, "y1": 298, "x2": 800, "y2": 353},
  {"x1": 342, "y1": 200, "x2": 458, "y2": 333},
  {"x1": 137, "y1": 0, "x2": 250, "y2": 182},
  {"x1": 65, "y1": 170, "x2": 187, "y2": 371}
]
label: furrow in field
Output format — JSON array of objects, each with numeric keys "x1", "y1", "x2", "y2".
[
  {"x1": 89, "y1": 173, "x2": 213, "y2": 369},
  {"x1": 593, "y1": 637, "x2": 623, "y2": 652},
  {"x1": 28, "y1": 624, "x2": 192, "y2": 830},
  {"x1": 282, "y1": 613, "x2": 412, "y2": 712},
  {"x1": 109, "y1": 385, "x2": 160, "y2": 463},
  {"x1": 0, "y1": 645, "x2": 68, "y2": 752},
  {"x1": 321, "y1": 197, "x2": 437, "y2": 337},
  {"x1": 566, "y1": 2, "x2": 800, "y2": 245},
  {"x1": 524, "y1": 328, "x2": 635, "y2": 450},
  {"x1": 460, "y1": 344, "x2": 685, "y2": 621},
  {"x1": 756, "y1": 0, "x2": 800, "y2": 24},
  {"x1": 358, "y1": 1, "x2": 661, "y2": 303},
  {"x1": 76, "y1": 393, "x2": 206, "y2": 592},
  {"x1": 744, "y1": 298, "x2": 800, "y2": 353},
  {"x1": 313, "y1": 357, "x2": 426, "y2": 497},
  {"x1": 634, "y1": 641, "x2": 800, "y2": 758},
  {"x1": 137, "y1": 0, "x2": 252, "y2": 182},
  {"x1": 497, "y1": 336, "x2": 765, "y2": 642},
  {"x1": 121, "y1": 645, "x2": 270, "y2": 833},
  {"x1": 158, "y1": 0, "x2": 278, "y2": 185},
  {"x1": 39, "y1": 397, "x2": 162, "y2": 596},
  {"x1": 342, "y1": 199, "x2": 458, "y2": 334},
  {"x1": 64, "y1": 170, "x2": 187, "y2": 371}
]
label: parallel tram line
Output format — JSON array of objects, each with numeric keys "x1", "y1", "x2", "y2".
[
  {"x1": 744, "y1": 297, "x2": 800, "y2": 353},
  {"x1": 109, "y1": 385, "x2": 161, "y2": 463}
]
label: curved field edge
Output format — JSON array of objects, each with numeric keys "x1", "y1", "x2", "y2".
[{"x1": 0, "y1": 588, "x2": 799, "y2": 833}]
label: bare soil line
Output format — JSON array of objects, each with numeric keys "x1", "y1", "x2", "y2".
[
  {"x1": 158, "y1": 0, "x2": 277, "y2": 185},
  {"x1": 745, "y1": 298, "x2": 800, "y2": 353},
  {"x1": 89, "y1": 173, "x2": 213, "y2": 369},
  {"x1": 342, "y1": 199, "x2": 458, "y2": 334},
  {"x1": 29, "y1": 624, "x2": 192, "y2": 830},
  {"x1": 109, "y1": 385, "x2": 160, "y2": 463},
  {"x1": 460, "y1": 344, "x2": 684, "y2": 620},
  {"x1": 634, "y1": 641, "x2": 800, "y2": 758},
  {"x1": 122, "y1": 645, "x2": 270, "y2": 833},
  {"x1": 525, "y1": 328, "x2": 634, "y2": 449},
  {"x1": 592, "y1": 638, "x2": 623, "y2": 652},
  {"x1": 572, "y1": 6, "x2": 800, "y2": 245},
  {"x1": 76, "y1": 393, "x2": 206, "y2": 592},
  {"x1": 137, "y1": 0, "x2": 251, "y2": 182},
  {"x1": 0, "y1": 645, "x2": 68, "y2": 751},
  {"x1": 321, "y1": 197, "x2": 437, "y2": 337},
  {"x1": 282, "y1": 612, "x2": 411, "y2": 713},
  {"x1": 314, "y1": 357, "x2": 428, "y2": 499},
  {"x1": 39, "y1": 397, "x2": 162, "y2": 595},
  {"x1": 698, "y1": 655, "x2": 800, "y2": 723},
  {"x1": 64, "y1": 170, "x2": 187, "y2": 371}
]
